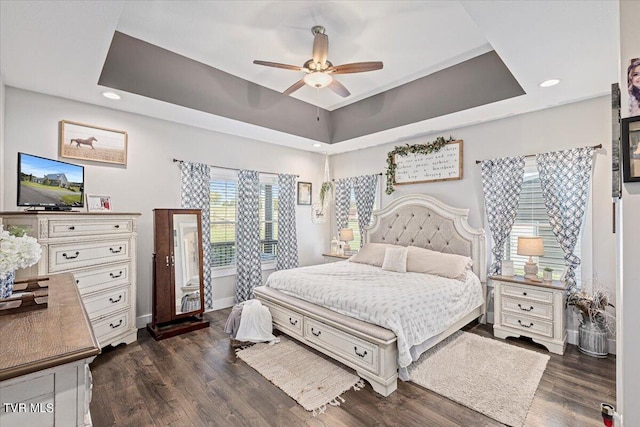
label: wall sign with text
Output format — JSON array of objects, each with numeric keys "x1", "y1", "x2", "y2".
[{"x1": 393, "y1": 140, "x2": 463, "y2": 185}]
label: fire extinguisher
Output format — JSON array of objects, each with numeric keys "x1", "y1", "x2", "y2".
[{"x1": 601, "y1": 403, "x2": 615, "y2": 427}]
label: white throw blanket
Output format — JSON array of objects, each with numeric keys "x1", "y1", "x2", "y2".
[
  {"x1": 265, "y1": 261, "x2": 484, "y2": 368},
  {"x1": 235, "y1": 300, "x2": 279, "y2": 344}
]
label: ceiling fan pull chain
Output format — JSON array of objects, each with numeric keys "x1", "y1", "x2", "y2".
[{"x1": 317, "y1": 88, "x2": 320, "y2": 122}]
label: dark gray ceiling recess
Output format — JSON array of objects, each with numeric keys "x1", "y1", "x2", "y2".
[{"x1": 99, "y1": 32, "x2": 524, "y2": 145}]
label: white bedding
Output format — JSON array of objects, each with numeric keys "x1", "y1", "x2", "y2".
[{"x1": 264, "y1": 260, "x2": 484, "y2": 369}]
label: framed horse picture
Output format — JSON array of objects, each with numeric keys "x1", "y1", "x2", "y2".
[{"x1": 60, "y1": 120, "x2": 128, "y2": 166}]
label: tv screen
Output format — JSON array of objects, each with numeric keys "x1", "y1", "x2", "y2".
[{"x1": 17, "y1": 153, "x2": 84, "y2": 210}]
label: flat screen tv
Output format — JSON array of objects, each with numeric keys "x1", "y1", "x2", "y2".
[{"x1": 17, "y1": 153, "x2": 84, "y2": 211}]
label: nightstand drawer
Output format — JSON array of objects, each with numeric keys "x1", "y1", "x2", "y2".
[
  {"x1": 500, "y1": 283, "x2": 553, "y2": 304},
  {"x1": 502, "y1": 296, "x2": 553, "y2": 321},
  {"x1": 502, "y1": 313, "x2": 553, "y2": 338}
]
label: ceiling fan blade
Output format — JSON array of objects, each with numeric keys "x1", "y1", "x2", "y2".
[
  {"x1": 312, "y1": 33, "x2": 329, "y2": 67},
  {"x1": 282, "y1": 79, "x2": 306, "y2": 96},
  {"x1": 253, "y1": 60, "x2": 304, "y2": 71},
  {"x1": 327, "y1": 79, "x2": 350, "y2": 97},
  {"x1": 327, "y1": 61, "x2": 383, "y2": 74}
]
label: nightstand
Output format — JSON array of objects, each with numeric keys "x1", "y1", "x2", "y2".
[
  {"x1": 491, "y1": 275, "x2": 568, "y2": 355},
  {"x1": 322, "y1": 253, "x2": 351, "y2": 263}
]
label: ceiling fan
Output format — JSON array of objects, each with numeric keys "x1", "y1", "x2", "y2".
[{"x1": 253, "y1": 25, "x2": 383, "y2": 98}]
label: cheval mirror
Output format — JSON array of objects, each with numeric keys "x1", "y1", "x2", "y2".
[{"x1": 147, "y1": 208, "x2": 210, "y2": 340}]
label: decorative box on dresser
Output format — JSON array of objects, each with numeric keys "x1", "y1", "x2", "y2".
[
  {"x1": 491, "y1": 275, "x2": 568, "y2": 355},
  {"x1": 0, "y1": 212, "x2": 141, "y2": 348}
]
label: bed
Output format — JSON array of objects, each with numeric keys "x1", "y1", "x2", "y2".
[{"x1": 254, "y1": 194, "x2": 487, "y2": 396}]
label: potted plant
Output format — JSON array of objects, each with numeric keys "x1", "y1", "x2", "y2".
[
  {"x1": 567, "y1": 286, "x2": 615, "y2": 358},
  {"x1": 542, "y1": 267, "x2": 553, "y2": 282}
]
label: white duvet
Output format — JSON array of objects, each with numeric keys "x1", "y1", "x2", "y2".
[{"x1": 264, "y1": 260, "x2": 484, "y2": 369}]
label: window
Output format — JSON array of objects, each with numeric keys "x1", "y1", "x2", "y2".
[
  {"x1": 209, "y1": 171, "x2": 279, "y2": 268},
  {"x1": 503, "y1": 159, "x2": 581, "y2": 282}
]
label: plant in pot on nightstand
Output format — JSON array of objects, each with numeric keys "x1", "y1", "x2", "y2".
[{"x1": 567, "y1": 285, "x2": 615, "y2": 358}]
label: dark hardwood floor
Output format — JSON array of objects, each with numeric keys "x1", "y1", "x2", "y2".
[{"x1": 90, "y1": 309, "x2": 615, "y2": 426}]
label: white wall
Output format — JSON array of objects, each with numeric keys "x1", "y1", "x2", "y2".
[
  {"x1": 2, "y1": 88, "x2": 328, "y2": 326},
  {"x1": 618, "y1": 0, "x2": 640, "y2": 424},
  {"x1": 0, "y1": 75, "x2": 5, "y2": 211},
  {"x1": 331, "y1": 96, "x2": 616, "y2": 341}
]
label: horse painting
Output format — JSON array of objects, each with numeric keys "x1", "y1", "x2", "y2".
[{"x1": 70, "y1": 136, "x2": 97, "y2": 149}]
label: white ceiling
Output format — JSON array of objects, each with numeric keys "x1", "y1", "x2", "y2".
[{"x1": 0, "y1": 1, "x2": 619, "y2": 154}]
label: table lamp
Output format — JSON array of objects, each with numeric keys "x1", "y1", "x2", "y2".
[
  {"x1": 517, "y1": 236, "x2": 544, "y2": 280},
  {"x1": 339, "y1": 228, "x2": 354, "y2": 253}
]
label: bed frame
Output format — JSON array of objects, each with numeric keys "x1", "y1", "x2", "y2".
[{"x1": 255, "y1": 194, "x2": 486, "y2": 396}]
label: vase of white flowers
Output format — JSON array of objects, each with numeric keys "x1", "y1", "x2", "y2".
[{"x1": 0, "y1": 226, "x2": 42, "y2": 298}]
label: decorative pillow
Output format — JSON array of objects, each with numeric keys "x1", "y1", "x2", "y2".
[
  {"x1": 406, "y1": 246, "x2": 472, "y2": 281},
  {"x1": 381, "y1": 246, "x2": 408, "y2": 273},
  {"x1": 349, "y1": 243, "x2": 394, "y2": 267}
]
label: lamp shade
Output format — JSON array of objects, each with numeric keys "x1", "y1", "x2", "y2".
[
  {"x1": 339, "y1": 228, "x2": 354, "y2": 242},
  {"x1": 303, "y1": 72, "x2": 333, "y2": 88},
  {"x1": 517, "y1": 236, "x2": 544, "y2": 256}
]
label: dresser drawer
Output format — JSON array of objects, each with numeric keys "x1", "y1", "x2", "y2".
[
  {"x1": 48, "y1": 238, "x2": 131, "y2": 272},
  {"x1": 73, "y1": 263, "x2": 130, "y2": 295},
  {"x1": 48, "y1": 218, "x2": 133, "y2": 238},
  {"x1": 305, "y1": 318, "x2": 378, "y2": 373},
  {"x1": 93, "y1": 310, "x2": 132, "y2": 346},
  {"x1": 82, "y1": 285, "x2": 130, "y2": 320},
  {"x1": 502, "y1": 313, "x2": 553, "y2": 338},
  {"x1": 500, "y1": 283, "x2": 553, "y2": 304},
  {"x1": 502, "y1": 296, "x2": 553, "y2": 321},
  {"x1": 262, "y1": 301, "x2": 303, "y2": 337}
]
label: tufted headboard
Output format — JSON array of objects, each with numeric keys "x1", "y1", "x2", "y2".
[{"x1": 365, "y1": 194, "x2": 486, "y2": 282}]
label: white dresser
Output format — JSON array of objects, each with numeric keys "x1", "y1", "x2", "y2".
[
  {"x1": 0, "y1": 212, "x2": 140, "y2": 348},
  {"x1": 491, "y1": 275, "x2": 567, "y2": 355}
]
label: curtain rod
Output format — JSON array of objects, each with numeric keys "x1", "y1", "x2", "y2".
[
  {"x1": 474, "y1": 144, "x2": 603, "y2": 164},
  {"x1": 332, "y1": 173, "x2": 383, "y2": 181},
  {"x1": 172, "y1": 158, "x2": 299, "y2": 177}
]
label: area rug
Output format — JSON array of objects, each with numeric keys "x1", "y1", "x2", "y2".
[
  {"x1": 236, "y1": 336, "x2": 364, "y2": 415},
  {"x1": 407, "y1": 331, "x2": 549, "y2": 427}
]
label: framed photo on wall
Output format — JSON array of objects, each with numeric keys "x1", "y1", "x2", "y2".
[
  {"x1": 297, "y1": 182, "x2": 312, "y2": 205},
  {"x1": 60, "y1": 120, "x2": 128, "y2": 166},
  {"x1": 86, "y1": 194, "x2": 113, "y2": 212},
  {"x1": 621, "y1": 116, "x2": 640, "y2": 182}
]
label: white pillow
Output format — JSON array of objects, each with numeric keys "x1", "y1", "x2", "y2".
[
  {"x1": 350, "y1": 243, "x2": 394, "y2": 267},
  {"x1": 406, "y1": 246, "x2": 472, "y2": 281},
  {"x1": 381, "y1": 246, "x2": 408, "y2": 273}
]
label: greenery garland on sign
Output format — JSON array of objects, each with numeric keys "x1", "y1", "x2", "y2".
[{"x1": 385, "y1": 136, "x2": 454, "y2": 194}]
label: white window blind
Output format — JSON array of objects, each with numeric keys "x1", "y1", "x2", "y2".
[
  {"x1": 346, "y1": 181, "x2": 380, "y2": 250},
  {"x1": 503, "y1": 159, "x2": 580, "y2": 281},
  {"x1": 209, "y1": 171, "x2": 279, "y2": 268}
]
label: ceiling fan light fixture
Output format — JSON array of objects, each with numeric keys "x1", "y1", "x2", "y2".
[{"x1": 303, "y1": 72, "x2": 333, "y2": 88}]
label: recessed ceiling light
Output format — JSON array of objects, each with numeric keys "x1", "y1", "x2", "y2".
[
  {"x1": 312, "y1": 143, "x2": 322, "y2": 148},
  {"x1": 539, "y1": 79, "x2": 560, "y2": 88},
  {"x1": 102, "y1": 91, "x2": 121, "y2": 100}
]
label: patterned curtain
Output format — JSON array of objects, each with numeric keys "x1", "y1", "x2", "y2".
[
  {"x1": 235, "y1": 170, "x2": 261, "y2": 302},
  {"x1": 536, "y1": 147, "x2": 595, "y2": 290},
  {"x1": 276, "y1": 174, "x2": 298, "y2": 270},
  {"x1": 334, "y1": 177, "x2": 354, "y2": 231},
  {"x1": 180, "y1": 161, "x2": 212, "y2": 309},
  {"x1": 353, "y1": 174, "x2": 379, "y2": 247},
  {"x1": 480, "y1": 157, "x2": 525, "y2": 276}
]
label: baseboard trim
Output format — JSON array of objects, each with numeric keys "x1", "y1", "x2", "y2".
[
  {"x1": 211, "y1": 296, "x2": 236, "y2": 311},
  {"x1": 136, "y1": 313, "x2": 151, "y2": 330}
]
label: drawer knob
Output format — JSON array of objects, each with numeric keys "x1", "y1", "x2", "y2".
[
  {"x1": 109, "y1": 246, "x2": 123, "y2": 254},
  {"x1": 109, "y1": 319, "x2": 123, "y2": 329},
  {"x1": 311, "y1": 327, "x2": 321, "y2": 337},
  {"x1": 354, "y1": 347, "x2": 368, "y2": 358},
  {"x1": 518, "y1": 304, "x2": 534, "y2": 312},
  {"x1": 68, "y1": 226, "x2": 75, "y2": 230},
  {"x1": 523, "y1": 292, "x2": 527, "y2": 296},
  {"x1": 518, "y1": 320, "x2": 534, "y2": 328},
  {"x1": 114, "y1": 225, "x2": 120, "y2": 229},
  {"x1": 63, "y1": 251, "x2": 80, "y2": 260},
  {"x1": 288, "y1": 317, "x2": 298, "y2": 326},
  {"x1": 109, "y1": 295, "x2": 123, "y2": 304},
  {"x1": 110, "y1": 271, "x2": 123, "y2": 279}
]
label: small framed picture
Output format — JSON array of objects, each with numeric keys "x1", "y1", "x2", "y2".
[
  {"x1": 86, "y1": 194, "x2": 113, "y2": 212},
  {"x1": 621, "y1": 116, "x2": 640, "y2": 182},
  {"x1": 297, "y1": 182, "x2": 312, "y2": 205},
  {"x1": 60, "y1": 120, "x2": 128, "y2": 166}
]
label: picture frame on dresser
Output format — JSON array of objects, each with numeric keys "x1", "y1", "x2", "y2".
[{"x1": 86, "y1": 194, "x2": 112, "y2": 212}]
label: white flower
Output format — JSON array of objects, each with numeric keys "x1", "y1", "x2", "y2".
[{"x1": 0, "y1": 230, "x2": 42, "y2": 273}]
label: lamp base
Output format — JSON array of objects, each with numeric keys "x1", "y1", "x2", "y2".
[{"x1": 523, "y1": 261, "x2": 539, "y2": 280}]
